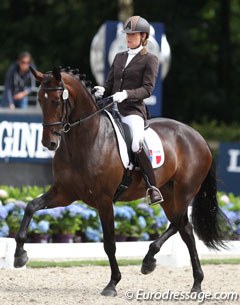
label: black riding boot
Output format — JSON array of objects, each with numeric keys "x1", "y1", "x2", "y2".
[{"x1": 136, "y1": 146, "x2": 164, "y2": 205}]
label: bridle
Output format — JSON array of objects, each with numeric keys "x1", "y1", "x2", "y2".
[{"x1": 41, "y1": 83, "x2": 114, "y2": 135}]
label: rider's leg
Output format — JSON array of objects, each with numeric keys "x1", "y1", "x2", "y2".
[{"x1": 120, "y1": 114, "x2": 164, "y2": 204}]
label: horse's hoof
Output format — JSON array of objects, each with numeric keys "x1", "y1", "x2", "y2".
[
  {"x1": 14, "y1": 251, "x2": 28, "y2": 268},
  {"x1": 190, "y1": 286, "x2": 202, "y2": 293},
  {"x1": 101, "y1": 287, "x2": 117, "y2": 297},
  {"x1": 141, "y1": 258, "x2": 156, "y2": 274}
]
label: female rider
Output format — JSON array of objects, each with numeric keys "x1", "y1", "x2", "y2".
[{"x1": 94, "y1": 16, "x2": 163, "y2": 204}]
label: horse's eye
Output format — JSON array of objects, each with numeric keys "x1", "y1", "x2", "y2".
[{"x1": 51, "y1": 100, "x2": 61, "y2": 106}]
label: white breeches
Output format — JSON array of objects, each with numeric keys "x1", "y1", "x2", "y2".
[{"x1": 120, "y1": 114, "x2": 144, "y2": 153}]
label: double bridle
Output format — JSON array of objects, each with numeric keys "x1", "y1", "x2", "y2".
[{"x1": 41, "y1": 83, "x2": 114, "y2": 135}]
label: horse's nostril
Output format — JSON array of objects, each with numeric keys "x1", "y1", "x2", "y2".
[{"x1": 50, "y1": 142, "x2": 57, "y2": 150}]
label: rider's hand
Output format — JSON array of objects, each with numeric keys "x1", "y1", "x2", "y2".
[
  {"x1": 112, "y1": 90, "x2": 128, "y2": 103},
  {"x1": 93, "y1": 86, "x2": 105, "y2": 99}
]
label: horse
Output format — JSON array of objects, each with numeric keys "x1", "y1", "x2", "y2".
[{"x1": 14, "y1": 66, "x2": 228, "y2": 297}]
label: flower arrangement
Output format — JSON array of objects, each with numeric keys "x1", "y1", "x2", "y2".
[
  {"x1": 4, "y1": 200, "x2": 26, "y2": 235},
  {"x1": 218, "y1": 193, "x2": 240, "y2": 238},
  {"x1": 0, "y1": 186, "x2": 239, "y2": 242}
]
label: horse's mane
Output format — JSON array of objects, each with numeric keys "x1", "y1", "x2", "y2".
[{"x1": 44, "y1": 66, "x2": 98, "y2": 106}]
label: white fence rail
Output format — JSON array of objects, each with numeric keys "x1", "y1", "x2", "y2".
[{"x1": 1, "y1": 235, "x2": 239, "y2": 270}]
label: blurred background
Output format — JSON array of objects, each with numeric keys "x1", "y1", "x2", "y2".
[{"x1": 0, "y1": 0, "x2": 239, "y2": 123}]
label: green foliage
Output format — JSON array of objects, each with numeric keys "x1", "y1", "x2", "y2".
[
  {"x1": 0, "y1": 1, "x2": 239, "y2": 122},
  {"x1": 190, "y1": 121, "x2": 240, "y2": 141},
  {"x1": 0, "y1": 185, "x2": 49, "y2": 203}
]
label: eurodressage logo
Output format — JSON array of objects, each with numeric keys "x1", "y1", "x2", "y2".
[{"x1": 0, "y1": 121, "x2": 53, "y2": 162}]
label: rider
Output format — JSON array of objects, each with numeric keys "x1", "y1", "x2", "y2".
[{"x1": 94, "y1": 16, "x2": 163, "y2": 204}]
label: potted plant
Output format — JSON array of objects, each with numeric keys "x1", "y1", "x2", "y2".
[
  {"x1": 4, "y1": 200, "x2": 26, "y2": 237},
  {"x1": 134, "y1": 202, "x2": 168, "y2": 240},
  {"x1": 48, "y1": 204, "x2": 83, "y2": 243},
  {"x1": 0, "y1": 204, "x2": 9, "y2": 237},
  {"x1": 113, "y1": 205, "x2": 140, "y2": 241},
  {"x1": 75, "y1": 203, "x2": 100, "y2": 242},
  {"x1": 28, "y1": 219, "x2": 50, "y2": 243}
]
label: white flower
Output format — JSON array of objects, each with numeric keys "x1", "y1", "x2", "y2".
[
  {"x1": 0, "y1": 189, "x2": 8, "y2": 199},
  {"x1": 220, "y1": 194, "x2": 230, "y2": 204}
]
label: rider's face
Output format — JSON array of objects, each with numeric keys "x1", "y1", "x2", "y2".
[{"x1": 126, "y1": 33, "x2": 142, "y2": 49}]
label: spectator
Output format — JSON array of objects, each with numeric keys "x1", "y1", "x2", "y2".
[{"x1": 1, "y1": 52, "x2": 36, "y2": 109}]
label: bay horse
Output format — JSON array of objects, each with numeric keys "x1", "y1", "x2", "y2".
[{"x1": 14, "y1": 66, "x2": 228, "y2": 296}]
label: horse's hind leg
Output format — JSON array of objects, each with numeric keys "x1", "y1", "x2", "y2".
[
  {"x1": 98, "y1": 202, "x2": 121, "y2": 297},
  {"x1": 179, "y1": 214, "x2": 204, "y2": 293},
  {"x1": 141, "y1": 223, "x2": 178, "y2": 274},
  {"x1": 14, "y1": 185, "x2": 71, "y2": 268}
]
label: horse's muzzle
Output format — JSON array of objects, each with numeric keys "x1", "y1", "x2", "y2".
[{"x1": 42, "y1": 139, "x2": 59, "y2": 151}]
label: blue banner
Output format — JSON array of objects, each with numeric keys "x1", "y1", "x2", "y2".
[
  {"x1": 0, "y1": 113, "x2": 53, "y2": 163},
  {"x1": 218, "y1": 142, "x2": 240, "y2": 195}
]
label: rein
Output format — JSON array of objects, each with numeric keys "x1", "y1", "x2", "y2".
[{"x1": 41, "y1": 84, "x2": 114, "y2": 134}]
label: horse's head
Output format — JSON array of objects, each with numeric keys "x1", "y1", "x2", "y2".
[{"x1": 31, "y1": 66, "x2": 72, "y2": 151}]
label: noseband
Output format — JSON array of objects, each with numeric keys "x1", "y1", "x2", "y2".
[
  {"x1": 41, "y1": 83, "x2": 72, "y2": 134},
  {"x1": 41, "y1": 84, "x2": 114, "y2": 135}
]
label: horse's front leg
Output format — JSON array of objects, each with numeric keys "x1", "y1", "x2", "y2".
[
  {"x1": 14, "y1": 185, "x2": 71, "y2": 268},
  {"x1": 141, "y1": 223, "x2": 178, "y2": 274},
  {"x1": 98, "y1": 202, "x2": 121, "y2": 297}
]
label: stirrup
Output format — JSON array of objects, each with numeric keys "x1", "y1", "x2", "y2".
[{"x1": 146, "y1": 186, "x2": 164, "y2": 206}]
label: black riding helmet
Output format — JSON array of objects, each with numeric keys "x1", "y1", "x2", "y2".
[{"x1": 123, "y1": 16, "x2": 150, "y2": 38}]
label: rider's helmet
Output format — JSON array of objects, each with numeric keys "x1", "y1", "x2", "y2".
[{"x1": 123, "y1": 16, "x2": 150, "y2": 37}]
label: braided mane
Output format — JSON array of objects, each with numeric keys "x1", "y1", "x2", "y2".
[{"x1": 44, "y1": 66, "x2": 97, "y2": 104}]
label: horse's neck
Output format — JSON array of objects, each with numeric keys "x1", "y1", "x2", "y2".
[
  {"x1": 71, "y1": 88, "x2": 98, "y2": 123},
  {"x1": 64, "y1": 85, "x2": 101, "y2": 149}
]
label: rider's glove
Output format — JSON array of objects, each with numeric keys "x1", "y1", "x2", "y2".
[
  {"x1": 112, "y1": 90, "x2": 128, "y2": 103},
  {"x1": 93, "y1": 86, "x2": 105, "y2": 99}
]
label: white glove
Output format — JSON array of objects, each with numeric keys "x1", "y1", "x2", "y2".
[
  {"x1": 112, "y1": 90, "x2": 128, "y2": 103},
  {"x1": 93, "y1": 86, "x2": 105, "y2": 99}
]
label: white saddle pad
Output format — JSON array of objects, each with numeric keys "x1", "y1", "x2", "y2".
[{"x1": 105, "y1": 110, "x2": 165, "y2": 170}]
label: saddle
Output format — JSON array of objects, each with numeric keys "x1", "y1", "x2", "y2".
[{"x1": 109, "y1": 110, "x2": 150, "y2": 167}]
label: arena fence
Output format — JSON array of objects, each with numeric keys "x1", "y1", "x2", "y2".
[{"x1": 0, "y1": 235, "x2": 239, "y2": 270}]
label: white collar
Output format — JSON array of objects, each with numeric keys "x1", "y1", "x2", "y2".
[{"x1": 128, "y1": 45, "x2": 143, "y2": 55}]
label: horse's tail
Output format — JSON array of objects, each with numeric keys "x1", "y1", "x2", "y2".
[{"x1": 191, "y1": 160, "x2": 230, "y2": 250}]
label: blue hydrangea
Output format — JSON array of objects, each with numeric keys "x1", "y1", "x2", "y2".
[
  {"x1": 137, "y1": 203, "x2": 154, "y2": 217},
  {"x1": 236, "y1": 224, "x2": 240, "y2": 235},
  {"x1": 138, "y1": 216, "x2": 147, "y2": 228},
  {"x1": 65, "y1": 204, "x2": 85, "y2": 217},
  {"x1": 29, "y1": 219, "x2": 38, "y2": 232},
  {"x1": 140, "y1": 232, "x2": 150, "y2": 241},
  {"x1": 47, "y1": 207, "x2": 65, "y2": 220},
  {"x1": 38, "y1": 220, "x2": 50, "y2": 233},
  {"x1": 14, "y1": 201, "x2": 27, "y2": 209},
  {"x1": 81, "y1": 208, "x2": 97, "y2": 220},
  {"x1": 0, "y1": 206, "x2": 8, "y2": 220},
  {"x1": 35, "y1": 209, "x2": 51, "y2": 217},
  {"x1": 85, "y1": 227, "x2": 101, "y2": 242},
  {"x1": 4, "y1": 202, "x2": 15, "y2": 213},
  {"x1": 0, "y1": 222, "x2": 9, "y2": 237},
  {"x1": 152, "y1": 216, "x2": 168, "y2": 229},
  {"x1": 222, "y1": 208, "x2": 239, "y2": 224},
  {"x1": 114, "y1": 206, "x2": 136, "y2": 220}
]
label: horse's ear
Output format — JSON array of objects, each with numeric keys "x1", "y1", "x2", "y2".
[
  {"x1": 52, "y1": 66, "x2": 62, "y2": 82},
  {"x1": 30, "y1": 66, "x2": 44, "y2": 82}
]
